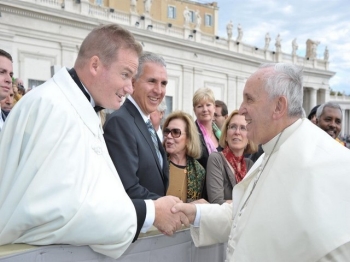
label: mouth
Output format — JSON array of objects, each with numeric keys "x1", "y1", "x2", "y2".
[
  {"x1": 326, "y1": 129, "x2": 336, "y2": 138},
  {"x1": 149, "y1": 96, "x2": 159, "y2": 103}
]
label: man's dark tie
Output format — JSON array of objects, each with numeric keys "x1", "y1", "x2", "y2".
[
  {"x1": 68, "y1": 68, "x2": 104, "y2": 113},
  {"x1": 146, "y1": 119, "x2": 163, "y2": 168}
]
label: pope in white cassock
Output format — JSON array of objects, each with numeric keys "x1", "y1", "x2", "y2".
[
  {"x1": 0, "y1": 24, "x2": 188, "y2": 259},
  {"x1": 173, "y1": 63, "x2": 350, "y2": 262}
]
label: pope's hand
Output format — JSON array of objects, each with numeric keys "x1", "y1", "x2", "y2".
[
  {"x1": 153, "y1": 196, "x2": 189, "y2": 236},
  {"x1": 171, "y1": 202, "x2": 197, "y2": 225}
]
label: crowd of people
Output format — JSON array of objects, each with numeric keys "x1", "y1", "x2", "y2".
[{"x1": 0, "y1": 24, "x2": 349, "y2": 261}]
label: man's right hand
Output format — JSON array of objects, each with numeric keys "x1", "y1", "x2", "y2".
[{"x1": 153, "y1": 196, "x2": 189, "y2": 236}]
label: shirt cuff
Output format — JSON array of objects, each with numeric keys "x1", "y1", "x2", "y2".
[
  {"x1": 141, "y1": 199, "x2": 155, "y2": 233},
  {"x1": 192, "y1": 204, "x2": 201, "y2": 227}
]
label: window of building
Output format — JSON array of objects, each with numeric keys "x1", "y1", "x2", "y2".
[
  {"x1": 165, "y1": 96, "x2": 173, "y2": 117},
  {"x1": 28, "y1": 79, "x2": 45, "y2": 90},
  {"x1": 168, "y1": 6, "x2": 176, "y2": 19},
  {"x1": 95, "y1": 0, "x2": 103, "y2": 6},
  {"x1": 189, "y1": 10, "x2": 195, "y2": 23},
  {"x1": 205, "y1": 14, "x2": 212, "y2": 26}
]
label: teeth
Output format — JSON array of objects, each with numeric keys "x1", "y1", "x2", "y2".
[{"x1": 150, "y1": 97, "x2": 158, "y2": 102}]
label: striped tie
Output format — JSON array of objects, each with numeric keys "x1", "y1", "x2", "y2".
[{"x1": 146, "y1": 119, "x2": 163, "y2": 168}]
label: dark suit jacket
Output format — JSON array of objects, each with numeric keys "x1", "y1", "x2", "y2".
[{"x1": 104, "y1": 99, "x2": 169, "y2": 200}]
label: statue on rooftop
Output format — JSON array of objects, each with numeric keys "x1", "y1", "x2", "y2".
[
  {"x1": 292, "y1": 38, "x2": 298, "y2": 56},
  {"x1": 226, "y1": 21, "x2": 233, "y2": 40},
  {"x1": 275, "y1": 34, "x2": 282, "y2": 53},
  {"x1": 264, "y1": 32, "x2": 271, "y2": 50},
  {"x1": 144, "y1": 0, "x2": 152, "y2": 13},
  {"x1": 236, "y1": 23, "x2": 243, "y2": 42}
]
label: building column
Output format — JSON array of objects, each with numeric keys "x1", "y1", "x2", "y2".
[
  {"x1": 235, "y1": 76, "x2": 246, "y2": 110},
  {"x1": 60, "y1": 42, "x2": 78, "y2": 69},
  {"x1": 182, "y1": 65, "x2": 194, "y2": 114},
  {"x1": 309, "y1": 88, "x2": 317, "y2": 114},
  {"x1": 226, "y1": 74, "x2": 236, "y2": 111}
]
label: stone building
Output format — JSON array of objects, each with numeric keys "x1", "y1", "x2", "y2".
[{"x1": 0, "y1": 0, "x2": 348, "y2": 134}]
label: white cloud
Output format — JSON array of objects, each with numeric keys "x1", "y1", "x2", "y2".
[{"x1": 216, "y1": 0, "x2": 350, "y2": 94}]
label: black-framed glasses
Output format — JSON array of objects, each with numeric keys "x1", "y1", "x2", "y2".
[
  {"x1": 163, "y1": 128, "x2": 185, "y2": 138},
  {"x1": 227, "y1": 124, "x2": 247, "y2": 132}
]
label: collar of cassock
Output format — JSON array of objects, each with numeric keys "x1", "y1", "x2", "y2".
[{"x1": 68, "y1": 68, "x2": 104, "y2": 113}]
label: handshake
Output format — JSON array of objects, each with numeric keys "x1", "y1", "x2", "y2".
[{"x1": 152, "y1": 196, "x2": 207, "y2": 236}]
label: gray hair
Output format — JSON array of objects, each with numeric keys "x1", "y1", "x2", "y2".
[
  {"x1": 157, "y1": 98, "x2": 167, "y2": 112},
  {"x1": 316, "y1": 102, "x2": 342, "y2": 120},
  {"x1": 259, "y1": 63, "x2": 304, "y2": 117},
  {"x1": 134, "y1": 51, "x2": 166, "y2": 80}
]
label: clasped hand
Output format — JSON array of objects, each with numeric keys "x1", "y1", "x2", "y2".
[{"x1": 153, "y1": 196, "x2": 205, "y2": 236}]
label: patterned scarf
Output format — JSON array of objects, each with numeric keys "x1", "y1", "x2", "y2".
[
  {"x1": 222, "y1": 146, "x2": 247, "y2": 183},
  {"x1": 197, "y1": 121, "x2": 221, "y2": 154}
]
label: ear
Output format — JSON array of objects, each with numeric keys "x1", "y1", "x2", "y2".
[
  {"x1": 272, "y1": 96, "x2": 287, "y2": 120},
  {"x1": 89, "y1": 56, "x2": 100, "y2": 76},
  {"x1": 315, "y1": 118, "x2": 319, "y2": 125}
]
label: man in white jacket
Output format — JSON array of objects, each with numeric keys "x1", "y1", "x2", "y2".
[
  {"x1": 173, "y1": 63, "x2": 350, "y2": 261},
  {"x1": 0, "y1": 24, "x2": 188, "y2": 259}
]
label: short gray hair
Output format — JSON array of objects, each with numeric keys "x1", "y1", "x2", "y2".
[
  {"x1": 134, "y1": 51, "x2": 166, "y2": 80},
  {"x1": 259, "y1": 63, "x2": 304, "y2": 117},
  {"x1": 157, "y1": 98, "x2": 167, "y2": 112},
  {"x1": 316, "y1": 102, "x2": 342, "y2": 120}
]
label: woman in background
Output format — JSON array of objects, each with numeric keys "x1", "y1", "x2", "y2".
[
  {"x1": 206, "y1": 110, "x2": 257, "y2": 204},
  {"x1": 163, "y1": 111, "x2": 205, "y2": 202}
]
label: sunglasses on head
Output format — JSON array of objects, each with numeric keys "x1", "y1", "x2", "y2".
[{"x1": 163, "y1": 128, "x2": 184, "y2": 138}]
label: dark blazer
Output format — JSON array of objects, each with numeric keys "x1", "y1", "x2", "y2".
[{"x1": 104, "y1": 99, "x2": 169, "y2": 200}]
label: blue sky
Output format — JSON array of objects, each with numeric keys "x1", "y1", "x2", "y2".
[{"x1": 213, "y1": 0, "x2": 350, "y2": 94}]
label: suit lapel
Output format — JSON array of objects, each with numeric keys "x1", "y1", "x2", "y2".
[{"x1": 124, "y1": 100, "x2": 165, "y2": 179}]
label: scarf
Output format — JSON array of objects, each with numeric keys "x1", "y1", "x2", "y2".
[
  {"x1": 197, "y1": 121, "x2": 220, "y2": 154},
  {"x1": 222, "y1": 146, "x2": 247, "y2": 183}
]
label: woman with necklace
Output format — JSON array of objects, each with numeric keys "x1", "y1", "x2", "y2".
[
  {"x1": 163, "y1": 111, "x2": 205, "y2": 203},
  {"x1": 206, "y1": 110, "x2": 257, "y2": 204}
]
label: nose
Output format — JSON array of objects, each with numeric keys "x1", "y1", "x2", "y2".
[
  {"x1": 124, "y1": 81, "x2": 134, "y2": 95},
  {"x1": 238, "y1": 105, "x2": 246, "y2": 115}
]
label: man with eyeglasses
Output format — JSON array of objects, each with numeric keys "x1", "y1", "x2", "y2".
[{"x1": 214, "y1": 100, "x2": 228, "y2": 129}]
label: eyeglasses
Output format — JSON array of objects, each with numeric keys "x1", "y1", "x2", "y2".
[
  {"x1": 227, "y1": 124, "x2": 247, "y2": 132},
  {"x1": 163, "y1": 128, "x2": 185, "y2": 138}
]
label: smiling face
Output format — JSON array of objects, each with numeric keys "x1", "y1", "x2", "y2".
[
  {"x1": 194, "y1": 99, "x2": 215, "y2": 124},
  {"x1": 0, "y1": 56, "x2": 13, "y2": 101},
  {"x1": 316, "y1": 106, "x2": 342, "y2": 139},
  {"x1": 225, "y1": 114, "x2": 249, "y2": 156},
  {"x1": 164, "y1": 118, "x2": 187, "y2": 157},
  {"x1": 239, "y1": 68, "x2": 277, "y2": 145},
  {"x1": 90, "y1": 48, "x2": 138, "y2": 110},
  {"x1": 0, "y1": 86, "x2": 14, "y2": 111},
  {"x1": 132, "y1": 62, "x2": 167, "y2": 115}
]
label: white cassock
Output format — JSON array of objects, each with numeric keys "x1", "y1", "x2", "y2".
[
  {"x1": 0, "y1": 68, "x2": 137, "y2": 259},
  {"x1": 191, "y1": 119, "x2": 350, "y2": 262}
]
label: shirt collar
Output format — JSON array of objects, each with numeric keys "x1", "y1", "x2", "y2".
[{"x1": 127, "y1": 96, "x2": 149, "y2": 123}]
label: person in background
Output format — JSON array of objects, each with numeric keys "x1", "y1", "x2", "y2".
[
  {"x1": 163, "y1": 111, "x2": 205, "y2": 203},
  {"x1": 104, "y1": 52, "x2": 169, "y2": 200},
  {"x1": 150, "y1": 98, "x2": 167, "y2": 142},
  {"x1": 0, "y1": 24, "x2": 188, "y2": 260},
  {"x1": 0, "y1": 84, "x2": 14, "y2": 119},
  {"x1": 193, "y1": 87, "x2": 221, "y2": 170},
  {"x1": 12, "y1": 78, "x2": 24, "y2": 105},
  {"x1": 0, "y1": 49, "x2": 13, "y2": 131},
  {"x1": 193, "y1": 87, "x2": 221, "y2": 200},
  {"x1": 307, "y1": 104, "x2": 320, "y2": 124},
  {"x1": 316, "y1": 102, "x2": 346, "y2": 146},
  {"x1": 206, "y1": 110, "x2": 256, "y2": 204},
  {"x1": 214, "y1": 100, "x2": 228, "y2": 129},
  {"x1": 172, "y1": 63, "x2": 350, "y2": 261}
]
